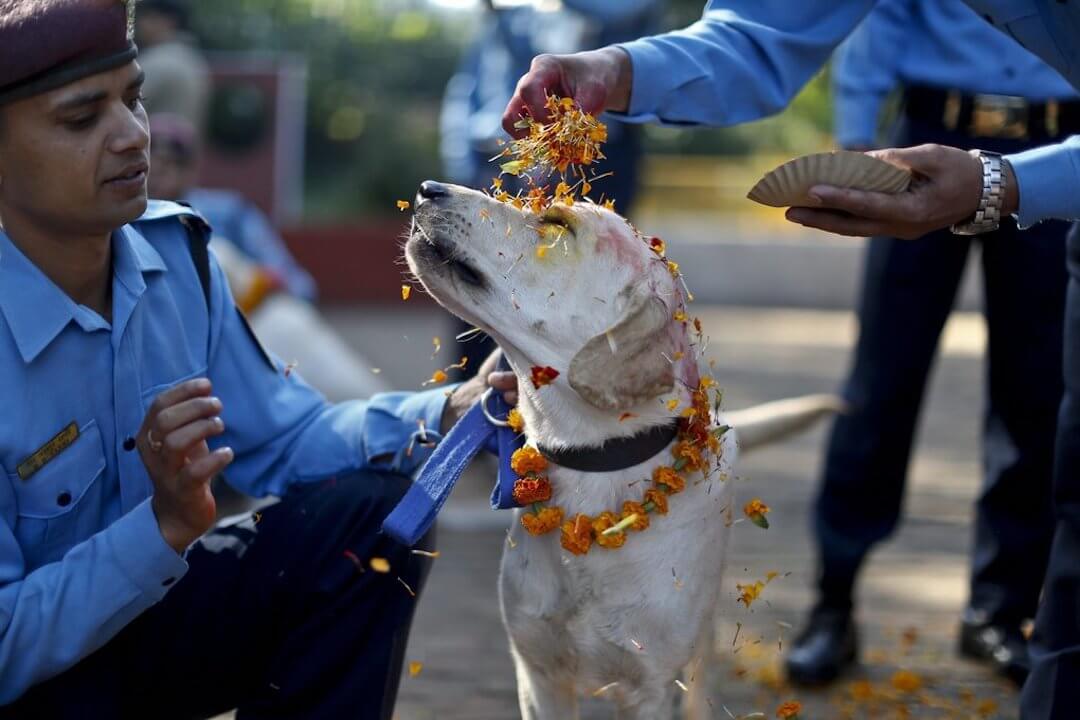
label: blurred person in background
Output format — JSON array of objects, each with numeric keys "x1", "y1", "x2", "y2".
[
  {"x1": 784, "y1": 0, "x2": 1079, "y2": 687},
  {"x1": 439, "y1": 0, "x2": 660, "y2": 378},
  {"x1": 135, "y1": 0, "x2": 210, "y2": 132},
  {"x1": 148, "y1": 113, "x2": 389, "y2": 401}
]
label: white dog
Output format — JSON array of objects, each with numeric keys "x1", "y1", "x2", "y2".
[{"x1": 405, "y1": 181, "x2": 838, "y2": 719}]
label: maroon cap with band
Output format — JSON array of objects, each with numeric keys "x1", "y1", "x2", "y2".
[{"x1": 0, "y1": 0, "x2": 137, "y2": 106}]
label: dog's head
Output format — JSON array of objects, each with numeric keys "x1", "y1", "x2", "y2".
[{"x1": 405, "y1": 181, "x2": 697, "y2": 440}]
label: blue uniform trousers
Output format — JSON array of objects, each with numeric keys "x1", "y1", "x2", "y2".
[
  {"x1": 1021, "y1": 223, "x2": 1080, "y2": 718},
  {"x1": 815, "y1": 118, "x2": 1069, "y2": 625},
  {"x1": 1, "y1": 471, "x2": 433, "y2": 720}
]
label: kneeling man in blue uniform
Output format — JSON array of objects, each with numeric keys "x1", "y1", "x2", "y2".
[{"x1": 0, "y1": 2, "x2": 496, "y2": 717}]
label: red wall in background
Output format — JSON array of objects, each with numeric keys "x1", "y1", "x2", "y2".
[{"x1": 281, "y1": 219, "x2": 434, "y2": 305}]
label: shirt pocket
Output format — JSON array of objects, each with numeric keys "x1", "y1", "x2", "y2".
[{"x1": 10, "y1": 420, "x2": 107, "y2": 568}]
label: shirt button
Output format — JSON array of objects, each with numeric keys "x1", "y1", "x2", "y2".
[
  {"x1": 162, "y1": 577, "x2": 176, "y2": 587},
  {"x1": 123, "y1": 437, "x2": 136, "y2": 451},
  {"x1": 56, "y1": 491, "x2": 72, "y2": 507}
]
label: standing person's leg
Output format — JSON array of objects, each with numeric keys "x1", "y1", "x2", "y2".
[
  {"x1": 1021, "y1": 223, "x2": 1080, "y2": 718},
  {"x1": 1, "y1": 471, "x2": 433, "y2": 720},
  {"x1": 786, "y1": 227, "x2": 970, "y2": 684},
  {"x1": 966, "y1": 217, "x2": 1067, "y2": 682}
]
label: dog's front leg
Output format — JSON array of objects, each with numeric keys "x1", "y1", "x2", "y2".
[{"x1": 511, "y1": 644, "x2": 579, "y2": 720}]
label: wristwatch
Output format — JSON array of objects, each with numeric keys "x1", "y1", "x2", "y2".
[{"x1": 951, "y1": 150, "x2": 1006, "y2": 235}]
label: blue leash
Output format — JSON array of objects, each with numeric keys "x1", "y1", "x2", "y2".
[{"x1": 382, "y1": 383, "x2": 524, "y2": 546}]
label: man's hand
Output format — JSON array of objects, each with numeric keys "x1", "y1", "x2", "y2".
[
  {"x1": 502, "y1": 47, "x2": 632, "y2": 138},
  {"x1": 140, "y1": 378, "x2": 234, "y2": 554},
  {"x1": 786, "y1": 144, "x2": 1018, "y2": 239},
  {"x1": 440, "y1": 350, "x2": 518, "y2": 433}
]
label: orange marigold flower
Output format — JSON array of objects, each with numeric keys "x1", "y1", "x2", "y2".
[
  {"x1": 743, "y1": 498, "x2": 771, "y2": 529},
  {"x1": 521, "y1": 506, "x2": 563, "y2": 535},
  {"x1": 673, "y1": 441, "x2": 706, "y2": 472},
  {"x1": 644, "y1": 488, "x2": 669, "y2": 515},
  {"x1": 592, "y1": 511, "x2": 626, "y2": 549},
  {"x1": 507, "y1": 408, "x2": 525, "y2": 434},
  {"x1": 737, "y1": 580, "x2": 765, "y2": 608},
  {"x1": 621, "y1": 501, "x2": 650, "y2": 531},
  {"x1": 510, "y1": 446, "x2": 548, "y2": 476},
  {"x1": 649, "y1": 236, "x2": 666, "y2": 256},
  {"x1": 652, "y1": 466, "x2": 686, "y2": 494},
  {"x1": 890, "y1": 670, "x2": 922, "y2": 693},
  {"x1": 560, "y1": 513, "x2": 593, "y2": 555},
  {"x1": 673, "y1": 309, "x2": 688, "y2": 323},
  {"x1": 775, "y1": 700, "x2": 802, "y2": 719},
  {"x1": 666, "y1": 260, "x2": 680, "y2": 277},
  {"x1": 530, "y1": 365, "x2": 560, "y2": 389},
  {"x1": 512, "y1": 476, "x2": 552, "y2": 505}
]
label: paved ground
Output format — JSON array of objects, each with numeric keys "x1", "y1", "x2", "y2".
[{"x1": 314, "y1": 301, "x2": 1020, "y2": 719}]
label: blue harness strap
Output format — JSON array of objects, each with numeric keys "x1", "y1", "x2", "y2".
[{"x1": 381, "y1": 388, "x2": 524, "y2": 546}]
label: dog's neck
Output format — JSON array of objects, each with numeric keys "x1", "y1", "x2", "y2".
[{"x1": 515, "y1": 358, "x2": 701, "y2": 452}]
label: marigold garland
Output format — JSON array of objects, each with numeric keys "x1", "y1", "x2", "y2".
[{"x1": 514, "y1": 377, "x2": 727, "y2": 555}]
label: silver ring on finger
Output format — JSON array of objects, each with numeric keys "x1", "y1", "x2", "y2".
[{"x1": 147, "y1": 428, "x2": 164, "y2": 454}]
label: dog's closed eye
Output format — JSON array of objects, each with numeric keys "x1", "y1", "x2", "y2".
[{"x1": 539, "y1": 211, "x2": 574, "y2": 234}]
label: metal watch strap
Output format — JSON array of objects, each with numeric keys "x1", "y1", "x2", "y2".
[{"x1": 951, "y1": 150, "x2": 1005, "y2": 235}]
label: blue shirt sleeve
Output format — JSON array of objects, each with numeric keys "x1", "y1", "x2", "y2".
[
  {"x1": 832, "y1": 0, "x2": 913, "y2": 148},
  {"x1": 1006, "y1": 135, "x2": 1080, "y2": 227},
  {"x1": 0, "y1": 496, "x2": 188, "y2": 702},
  {"x1": 613, "y1": 0, "x2": 877, "y2": 127},
  {"x1": 203, "y1": 251, "x2": 451, "y2": 498}
]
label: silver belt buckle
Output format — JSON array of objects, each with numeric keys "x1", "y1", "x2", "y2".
[{"x1": 970, "y1": 94, "x2": 1029, "y2": 139}]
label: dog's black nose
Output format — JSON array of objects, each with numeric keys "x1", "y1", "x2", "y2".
[{"x1": 419, "y1": 180, "x2": 450, "y2": 200}]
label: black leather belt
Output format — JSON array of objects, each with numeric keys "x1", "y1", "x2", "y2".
[{"x1": 904, "y1": 84, "x2": 1080, "y2": 141}]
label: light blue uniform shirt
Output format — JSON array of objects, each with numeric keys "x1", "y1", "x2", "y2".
[
  {"x1": 833, "y1": 0, "x2": 1078, "y2": 147},
  {"x1": 184, "y1": 188, "x2": 317, "y2": 302},
  {"x1": 0, "y1": 201, "x2": 448, "y2": 701},
  {"x1": 615, "y1": 0, "x2": 1080, "y2": 228}
]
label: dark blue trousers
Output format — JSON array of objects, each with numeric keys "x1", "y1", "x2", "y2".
[
  {"x1": 2, "y1": 472, "x2": 433, "y2": 720},
  {"x1": 815, "y1": 119, "x2": 1069, "y2": 626},
  {"x1": 1021, "y1": 223, "x2": 1080, "y2": 718}
]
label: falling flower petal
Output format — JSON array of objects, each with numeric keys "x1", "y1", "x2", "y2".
[
  {"x1": 396, "y1": 200, "x2": 410, "y2": 212},
  {"x1": 401, "y1": 285, "x2": 412, "y2": 301},
  {"x1": 370, "y1": 557, "x2": 391, "y2": 573},
  {"x1": 408, "y1": 661, "x2": 423, "y2": 677}
]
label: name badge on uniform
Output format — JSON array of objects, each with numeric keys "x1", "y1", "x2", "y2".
[{"x1": 17, "y1": 422, "x2": 79, "y2": 482}]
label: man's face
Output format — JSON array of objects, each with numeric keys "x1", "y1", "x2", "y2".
[{"x1": 0, "y1": 62, "x2": 149, "y2": 237}]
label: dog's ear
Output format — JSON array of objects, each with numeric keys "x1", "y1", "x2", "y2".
[{"x1": 568, "y1": 289, "x2": 675, "y2": 410}]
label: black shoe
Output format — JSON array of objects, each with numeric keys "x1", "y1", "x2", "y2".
[
  {"x1": 958, "y1": 616, "x2": 1030, "y2": 686},
  {"x1": 785, "y1": 605, "x2": 858, "y2": 686}
]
